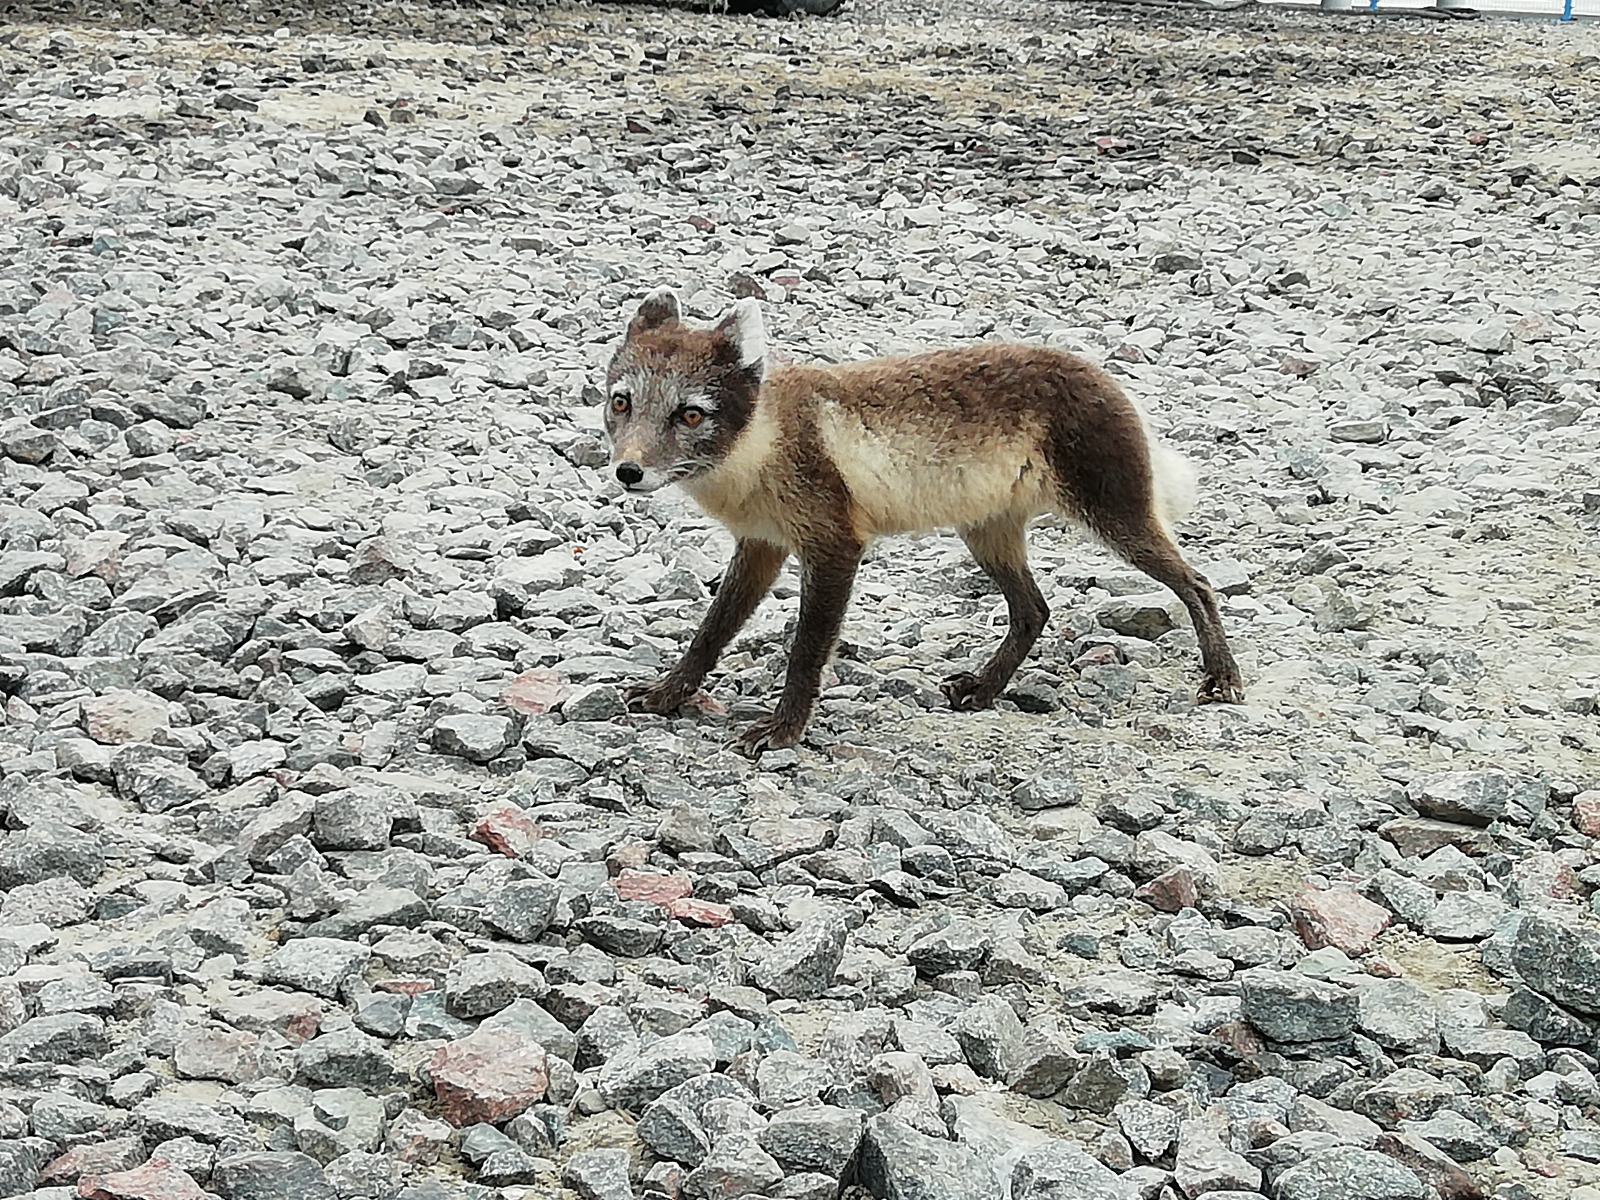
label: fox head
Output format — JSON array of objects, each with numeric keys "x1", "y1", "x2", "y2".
[{"x1": 603, "y1": 287, "x2": 765, "y2": 493}]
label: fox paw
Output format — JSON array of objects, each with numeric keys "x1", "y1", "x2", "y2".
[
  {"x1": 941, "y1": 671, "x2": 999, "y2": 712},
  {"x1": 732, "y1": 713, "x2": 804, "y2": 758},
  {"x1": 624, "y1": 677, "x2": 695, "y2": 714},
  {"x1": 1198, "y1": 671, "x2": 1246, "y2": 705}
]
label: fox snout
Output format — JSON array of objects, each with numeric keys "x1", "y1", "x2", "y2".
[{"x1": 607, "y1": 440, "x2": 675, "y2": 493}]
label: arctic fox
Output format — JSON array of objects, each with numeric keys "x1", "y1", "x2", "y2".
[{"x1": 602, "y1": 288, "x2": 1243, "y2": 755}]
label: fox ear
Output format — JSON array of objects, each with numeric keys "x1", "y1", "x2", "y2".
[
  {"x1": 628, "y1": 288, "x2": 680, "y2": 337},
  {"x1": 713, "y1": 298, "x2": 766, "y2": 373}
]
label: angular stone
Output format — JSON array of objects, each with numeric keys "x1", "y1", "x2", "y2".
[
  {"x1": 683, "y1": 1134, "x2": 784, "y2": 1200},
  {"x1": 1510, "y1": 913, "x2": 1600, "y2": 1016},
  {"x1": 1173, "y1": 1113, "x2": 1262, "y2": 1196},
  {"x1": 1407, "y1": 770, "x2": 1516, "y2": 827},
  {"x1": 445, "y1": 951, "x2": 547, "y2": 1018},
  {"x1": 81, "y1": 689, "x2": 170, "y2": 743},
  {"x1": 751, "y1": 914, "x2": 847, "y2": 1000},
  {"x1": 1423, "y1": 891, "x2": 1505, "y2": 941},
  {"x1": 597, "y1": 1031, "x2": 717, "y2": 1110},
  {"x1": 1276, "y1": 1146, "x2": 1428, "y2": 1200},
  {"x1": 906, "y1": 921, "x2": 990, "y2": 976},
  {"x1": 1116, "y1": 1098, "x2": 1178, "y2": 1161},
  {"x1": 950, "y1": 995, "x2": 1024, "y2": 1082},
  {"x1": 1355, "y1": 979, "x2": 1439, "y2": 1055},
  {"x1": 260, "y1": 938, "x2": 370, "y2": 999},
  {"x1": 562, "y1": 1147, "x2": 633, "y2": 1200},
  {"x1": 759, "y1": 1104, "x2": 864, "y2": 1176},
  {"x1": 1290, "y1": 886, "x2": 1390, "y2": 956},
  {"x1": 0, "y1": 1011, "x2": 107, "y2": 1063},
  {"x1": 78, "y1": 1158, "x2": 212, "y2": 1200},
  {"x1": 1010, "y1": 1140, "x2": 1131, "y2": 1200},
  {"x1": 1239, "y1": 968, "x2": 1356, "y2": 1043},
  {"x1": 212, "y1": 1150, "x2": 337, "y2": 1200},
  {"x1": 431, "y1": 714, "x2": 515, "y2": 763},
  {"x1": 174, "y1": 1026, "x2": 266, "y2": 1083},
  {"x1": 294, "y1": 1027, "x2": 401, "y2": 1089},
  {"x1": 430, "y1": 1027, "x2": 549, "y2": 1126},
  {"x1": 857, "y1": 1114, "x2": 993, "y2": 1200}
]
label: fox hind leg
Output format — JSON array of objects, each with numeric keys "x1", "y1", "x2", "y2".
[
  {"x1": 942, "y1": 514, "x2": 1050, "y2": 711},
  {"x1": 1094, "y1": 513, "x2": 1244, "y2": 704}
]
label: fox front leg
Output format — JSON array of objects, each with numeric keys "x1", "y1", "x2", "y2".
[
  {"x1": 734, "y1": 542, "x2": 861, "y2": 757},
  {"x1": 625, "y1": 538, "x2": 788, "y2": 715}
]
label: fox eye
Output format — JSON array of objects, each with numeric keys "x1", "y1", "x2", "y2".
[
  {"x1": 680, "y1": 407, "x2": 705, "y2": 428},
  {"x1": 610, "y1": 393, "x2": 630, "y2": 415}
]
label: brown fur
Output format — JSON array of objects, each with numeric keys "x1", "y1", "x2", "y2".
[{"x1": 605, "y1": 294, "x2": 1244, "y2": 755}]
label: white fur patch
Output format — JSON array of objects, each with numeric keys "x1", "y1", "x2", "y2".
[{"x1": 816, "y1": 404, "x2": 1050, "y2": 538}]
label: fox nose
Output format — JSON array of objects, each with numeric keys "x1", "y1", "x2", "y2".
[{"x1": 615, "y1": 461, "x2": 644, "y2": 487}]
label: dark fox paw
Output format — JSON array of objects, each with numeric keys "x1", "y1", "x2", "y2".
[
  {"x1": 732, "y1": 713, "x2": 805, "y2": 757},
  {"x1": 941, "y1": 671, "x2": 1000, "y2": 712},
  {"x1": 1198, "y1": 671, "x2": 1246, "y2": 705},
  {"x1": 624, "y1": 677, "x2": 695, "y2": 714}
]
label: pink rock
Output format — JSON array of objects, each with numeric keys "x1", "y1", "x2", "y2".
[
  {"x1": 374, "y1": 978, "x2": 436, "y2": 997},
  {"x1": 65, "y1": 530, "x2": 127, "y2": 580},
  {"x1": 173, "y1": 1027, "x2": 265, "y2": 1084},
  {"x1": 1290, "y1": 886, "x2": 1390, "y2": 956},
  {"x1": 1071, "y1": 644, "x2": 1122, "y2": 671},
  {"x1": 1511, "y1": 852, "x2": 1579, "y2": 906},
  {"x1": 613, "y1": 869, "x2": 692, "y2": 905},
  {"x1": 468, "y1": 802, "x2": 544, "y2": 858},
  {"x1": 1573, "y1": 795, "x2": 1600, "y2": 838},
  {"x1": 666, "y1": 897, "x2": 733, "y2": 927},
  {"x1": 41, "y1": 1139, "x2": 145, "y2": 1185},
  {"x1": 500, "y1": 669, "x2": 571, "y2": 716},
  {"x1": 81, "y1": 689, "x2": 169, "y2": 744},
  {"x1": 1134, "y1": 867, "x2": 1200, "y2": 914},
  {"x1": 430, "y1": 1027, "x2": 548, "y2": 1126},
  {"x1": 78, "y1": 1158, "x2": 211, "y2": 1200}
]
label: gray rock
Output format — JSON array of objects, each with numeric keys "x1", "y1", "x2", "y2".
[
  {"x1": 305, "y1": 886, "x2": 430, "y2": 940},
  {"x1": 638, "y1": 1096, "x2": 712, "y2": 1168},
  {"x1": 133, "y1": 1095, "x2": 251, "y2": 1143},
  {"x1": 597, "y1": 1031, "x2": 718, "y2": 1110},
  {"x1": 0, "y1": 1012, "x2": 107, "y2": 1063},
  {"x1": 1011, "y1": 1140, "x2": 1134, "y2": 1200},
  {"x1": 445, "y1": 952, "x2": 548, "y2": 1018},
  {"x1": 683, "y1": 1135, "x2": 783, "y2": 1200},
  {"x1": 562, "y1": 1147, "x2": 634, "y2": 1200},
  {"x1": 1510, "y1": 912, "x2": 1600, "y2": 1015},
  {"x1": 1239, "y1": 968, "x2": 1356, "y2": 1043},
  {"x1": 260, "y1": 938, "x2": 371, "y2": 999},
  {"x1": 758, "y1": 1104, "x2": 864, "y2": 1176},
  {"x1": 1502, "y1": 986, "x2": 1594, "y2": 1046},
  {"x1": 1115, "y1": 1098, "x2": 1178, "y2": 1161},
  {"x1": 1173, "y1": 1115, "x2": 1260, "y2": 1196},
  {"x1": 1399, "y1": 1109, "x2": 1495, "y2": 1163},
  {"x1": 432, "y1": 714, "x2": 516, "y2": 763},
  {"x1": 751, "y1": 914, "x2": 847, "y2": 1000},
  {"x1": 1275, "y1": 1146, "x2": 1427, "y2": 1200},
  {"x1": 294, "y1": 1027, "x2": 402, "y2": 1089},
  {"x1": 906, "y1": 921, "x2": 990, "y2": 976},
  {"x1": 1355, "y1": 979, "x2": 1439, "y2": 1054},
  {"x1": 213, "y1": 1149, "x2": 338, "y2": 1199},
  {"x1": 950, "y1": 995, "x2": 1024, "y2": 1081},
  {"x1": 1058, "y1": 1050, "x2": 1148, "y2": 1114},
  {"x1": 857, "y1": 1113, "x2": 994, "y2": 1200},
  {"x1": 483, "y1": 877, "x2": 560, "y2": 943},
  {"x1": 1422, "y1": 891, "x2": 1504, "y2": 941},
  {"x1": 1407, "y1": 769, "x2": 1516, "y2": 827}
]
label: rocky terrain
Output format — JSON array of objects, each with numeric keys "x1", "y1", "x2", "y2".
[{"x1": 0, "y1": 0, "x2": 1598, "y2": 1198}]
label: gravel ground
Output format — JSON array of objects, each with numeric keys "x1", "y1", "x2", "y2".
[{"x1": 1, "y1": 1, "x2": 1599, "y2": 1199}]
